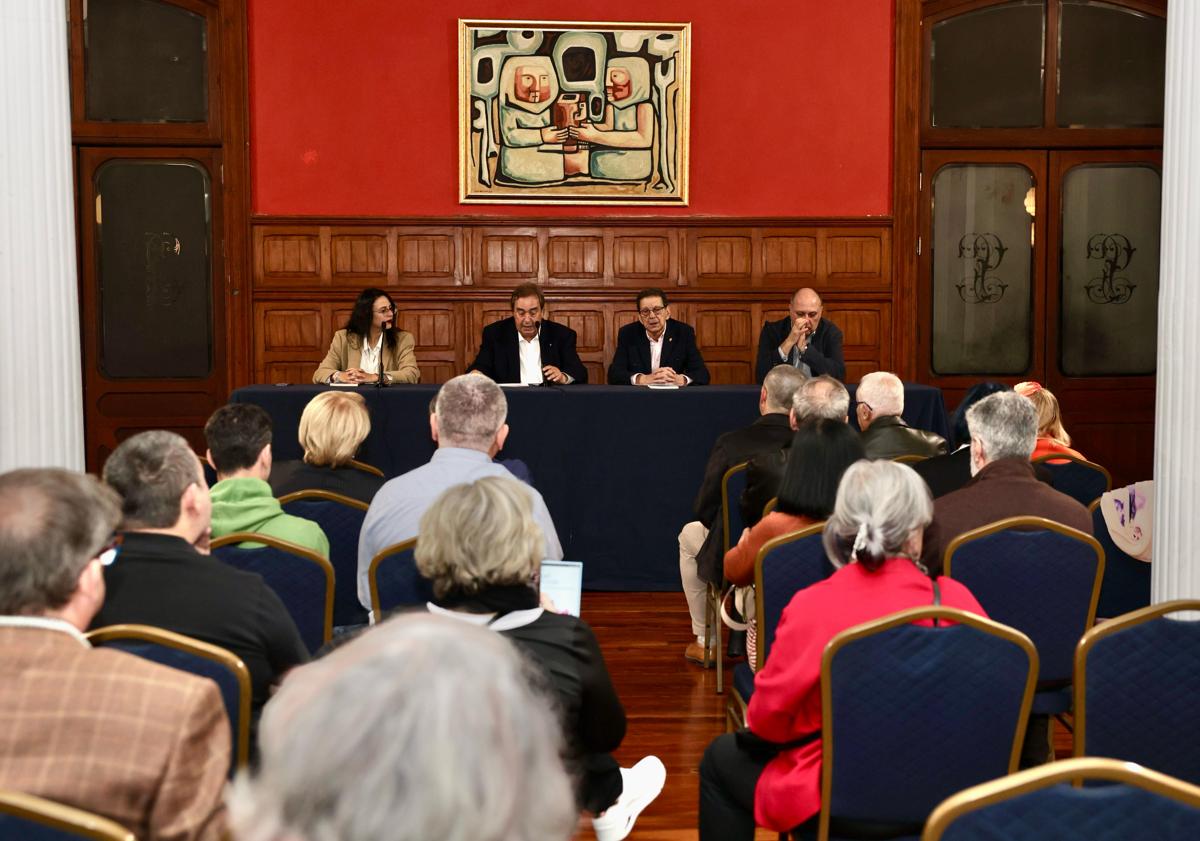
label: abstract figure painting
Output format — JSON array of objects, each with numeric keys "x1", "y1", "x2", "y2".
[{"x1": 459, "y1": 20, "x2": 691, "y2": 205}]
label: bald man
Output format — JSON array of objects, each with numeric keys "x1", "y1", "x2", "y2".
[{"x1": 754, "y1": 288, "x2": 845, "y2": 382}]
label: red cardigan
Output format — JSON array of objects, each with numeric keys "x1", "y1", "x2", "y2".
[
  {"x1": 724, "y1": 512, "x2": 816, "y2": 586},
  {"x1": 1031, "y1": 437, "x2": 1085, "y2": 463},
  {"x1": 746, "y1": 559, "x2": 986, "y2": 831}
]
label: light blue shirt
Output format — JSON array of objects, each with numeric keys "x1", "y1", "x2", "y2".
[{"x1": 356, "y1": 448, "x2": 563, "y2": 609}]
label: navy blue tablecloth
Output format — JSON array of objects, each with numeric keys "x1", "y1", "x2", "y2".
[{"x1": 232, "y1": 383, "x2": 948, "y2": 590}]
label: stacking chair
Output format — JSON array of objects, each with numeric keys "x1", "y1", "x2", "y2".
[
  {"x1": 704, "y1": 462, "x2": 751, "y2": 693},
  {"x1": 211, "y1": 534, "x2": 334, "y2": 654},
  {"x1": 1032, "y1": 453, "x2": 1112, "y2": 507},
  {"x1": 922, "y1": 757, "x2": 1200, "y2": 841},
  {"x1": 892, "y1": 453, "x2": 929, "y2": 465},
  {"x1": 347, "y1": 458, "x2": 384, "y2": 477},
  {"x1": 0, "y1": 791, "x2": 135, "y2": 841},
  {"x1": 944, "y1": 516, "x2": 1103, "y2": 718},
  {"x1": 1075, "y1": 600, "x2": 1200, "y2": 785},
  {"x1": 810, "y1": 607, "x2": 1036, "y2": 841},
  {"x1": 726, "y1": 523, "x2": 830, "y2": 731},
  {"x1": 279, "y1": 490, "x2": 370, "y2": 628},
  {"x1": 367, "y1": 538, "x2": 432, "y2": 619},
  {"x1": 86, "y1": 624, "x2": 251, "y2": 776},
  {"x1": 1087, "y1": 499, "x2": 1151, "y2": 620}
]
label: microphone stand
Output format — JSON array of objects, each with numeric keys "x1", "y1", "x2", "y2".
[{"x1": 375, "y1": 322, "x2": 389, "y2": 388}]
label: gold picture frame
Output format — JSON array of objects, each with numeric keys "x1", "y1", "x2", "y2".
[{"x1": 458, "y1": 19, "x2": 691, "y2": 206}]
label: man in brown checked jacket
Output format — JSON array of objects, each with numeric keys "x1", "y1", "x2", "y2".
[{"x1": 0, "y1": 468, "x2": 229, "y2": 841}]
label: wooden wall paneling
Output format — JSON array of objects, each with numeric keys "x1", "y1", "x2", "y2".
[
  {"x1": 825, "y1": 303, "x2": 892, "y2": 383},
  {"x1": 822, "y1": 227, "x2": 892, "y2": 291},
  {"x1": 329, "y1": 226, "x2": 391, "y2": 286},
  {"x1": 393, "y1": 302, "x2": 460, "y2": 383},
  {"x1": 475, "y1": 226, "x2": 542, "y2": 286},
  {"x1": 254, "y1": 225, "x2": 326, "y2": 287},
  {"x1": 546, "y1": 228, "x2": 606, "y2": 287},
  {"x1": 549, "y1": 303, "x2": 608, "y2": 385},
  {"x1": 255, "y1": 302, "x2": 325, "y2": 383},
  {"x1": 687, "y1": 229, "x2": 755, "y2": 287},
  {"x1": 610, "y1": 228, "x2": 678, "y2": 288},
  {"x1": 760, "y1": 230, "x2": 819, "y2": 289},
  {"x1": 396, "y1": 226, "x2": 463, "y2": 287},
  {"x1": 694, "y1": 306, "x2": 755, "y2": 384}
]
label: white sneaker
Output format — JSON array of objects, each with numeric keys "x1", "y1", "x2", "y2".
[{"x1": 591, "y1": 755, "x2": 667, "y2": 841}]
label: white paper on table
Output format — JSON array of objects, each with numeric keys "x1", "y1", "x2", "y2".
[
  {"x1": 645, "y1": 383, "x2": 680, "y2": 390},
  {"x1": 499, "y1": 382, "x2": 531, "y2": 388},
  {"x1": 329, "y1": 382, "x2": 360, "y2": 388}
]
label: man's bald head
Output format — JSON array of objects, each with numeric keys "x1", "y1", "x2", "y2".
[{"x1": 790, "y1": 288, "x2": 824, "y2": 336}]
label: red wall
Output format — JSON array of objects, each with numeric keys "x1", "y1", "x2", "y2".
[{"x1": 248, "y1": 1, "x2": 894, "y2": 218}]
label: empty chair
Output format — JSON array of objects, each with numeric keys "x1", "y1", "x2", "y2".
[
  {"x1": 1088, "y1": 499, "x2": 1151, "y2": 620},
  {"x1": 211, "y1": 534, "x2": 334, "y2": 654},
  {"x1": 922, "y1": 757, "x2": 1200, "y2": 841},
  {"x1": 1032, "y1": 454, "x2": 1112, "y2": 507},
  {"x1": 279, "y1": 490, "x2": 370, "y2": 628},
  {"x1": 1075, "y1": 600, "x2": 1200, "y2": 785},
  {"x1": 0, "y1": 791, "x2": 135, "y2": 841},
  {"x1": 704, "y1": 461, "x2": 750, "y2": 692},
  {"x1": 368, "y1": 538, "x2": 432, "y2": 619},
  {"x1": 86, "y1": 624, "x2": 251, "y2": 776}
]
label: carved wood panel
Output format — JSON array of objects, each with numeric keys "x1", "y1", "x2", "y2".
[{"x1": 612, "y1": 231, "x2": 676, "y2": 285}]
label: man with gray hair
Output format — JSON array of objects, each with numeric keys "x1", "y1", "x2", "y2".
[
  {"x1": 95, "y1": 430, "x2": 308, "y2": 724},
  {"x1": 856, "y1": 371, "x2": 947, "y2": 460},
  {"x1": 923, "y1": 390, "x2": 1092, "y2": 571},
  {"x1": 678, "y1": 365, "x2": 806, "y2": 665},
  {"x1": 0, "y1": 468, "x2": 230, "y2": 840},
  {"x1": 357, "y1": 372, "x2": 563, "y2": 612}
]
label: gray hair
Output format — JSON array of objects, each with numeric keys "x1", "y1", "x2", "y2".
[
  {"x1": 103, "y1": 430, "x2": 203, "y2": 529},
  {"x1": 0, "y1": 469, "x2": 120, "y2": 615},
  {"x1": 966, "y1": 391, "x2": 1038, "y2": 462},
  {"x1": 763, "y1": 365, "x2": 808, "y2": 413},
  {"x1": 228, "y1": 613, "x2": 576, "y2": 841},
  {"x1": 435, "y1": 373, "x2": 508, "y2": 451},
  {"x1": 415, "y1": 477, "x2": 543, "y2": 599},
  {"x1": 793, "y1": 375, "x2": 851, "y2": 422},
  {"x1": 822, "y1": 460, "x2": 932, "y2": 572},
  {"x1": 857, "y1": 371, "x2": 904, "y2": 417}
]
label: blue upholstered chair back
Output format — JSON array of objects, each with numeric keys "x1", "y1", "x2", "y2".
[
  {"x1": 1076, "y1": 601, "x2": 1200, "y2": 785},
  {"x1": 944, "y1": 518, "x2": 1102, "y2": 685},
  {"x1": 756, "y1": 525, "x2": 832, "y2": 670},
  {"x1": 722, "y1": 462, "x2": 749, "y2": 554},
  {"x1": 86, "y1": 624, "x2": 251, "y2": 776},
  {"x1": 369, "y1": 539, "x2": 433, "y2": 618},
  {"x1": 1033, "y1": 454, "x2": 1112, "y2": 507},
  {"x1": 821, "y1": 608, "x2": 1036, "y2": 839},
  {"x1": 923, "y1": 758, "x2": 1200, "y2": 841},
  {"x1": 0, "y1": 791, "x2": 135, "y2": 841},
  {"x1": 1089, "y1": 501, "x2": 1151, "y2": 620},
  {"x1": 280, "y1": 492, "x2": 369, "y2": 628},
  {"x1": 211, "y1": 535, "x2": 333, "y2": 654}
]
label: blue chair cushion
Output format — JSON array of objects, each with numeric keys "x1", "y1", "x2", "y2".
[{"x1": 733, "y1": 662, "x2": 755, "y2": 703}]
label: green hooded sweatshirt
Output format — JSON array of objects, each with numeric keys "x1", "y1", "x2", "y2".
[{"x1": 209, "y1": 477, "x2": 330, "y2": 559}]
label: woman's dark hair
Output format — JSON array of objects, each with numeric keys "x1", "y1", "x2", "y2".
[
  {"x1": 950, "y1": 381, "x2": 1009, "y2": 448},
  {"x1": 775, "y1": 418, "x2": 865, "y2": 519},
  {"x1": 344, "y1": 287, "x2": 399, "y2": 352}
]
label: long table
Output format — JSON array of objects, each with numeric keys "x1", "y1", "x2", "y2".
[{"x1": 232, "y1": 383, "x2": 949, "y2": 590}]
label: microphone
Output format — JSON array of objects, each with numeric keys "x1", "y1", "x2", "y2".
[{"x1": 375, "y1": 319, "x2": 391, "y2": 389}]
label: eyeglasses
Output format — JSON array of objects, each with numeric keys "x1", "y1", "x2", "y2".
[
  {"x1": 96, "y1": 534, "x2": 123, "y2": 567},
  {"x1": 374, "y1": 305, "x2": 396, "y2": 315},
  {"x1": 638, "y1": 306, "x2": 667, "y2": 318},
  {"x1": 857, "y1": 401, "x2": 873, "y2": 415}
]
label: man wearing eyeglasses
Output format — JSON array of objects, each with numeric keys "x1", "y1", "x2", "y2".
[
  {"x1": 469, "y1": 283, "x2": 589, "y2": 384},
  {"x1": 754, "y1": 287, "x2": 845, "y2": 383},
  {"x1": 607, "y1": 288, "x2": 710, "y2": 386}
]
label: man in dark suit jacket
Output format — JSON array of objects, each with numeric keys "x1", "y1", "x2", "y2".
[
  {"x1": 755, "y1": 287, "x2": 845, "y2": 382},
  {"x1": 607, "y1": 287, "x2": 710, "y2": 385},
  {"x1": 678, "y1": 366, "x2": 806, "y2": 664},
  {"x1": 469, "y1": 283, "x2": 587, "y2": 384}
]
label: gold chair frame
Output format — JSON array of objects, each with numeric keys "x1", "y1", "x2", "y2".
[
  {"x1": 367, "y1": 537, "x2": 421, "y2": 621},
  {"x1": 277, "y1": 488, "x2": 369, "y2": 511},
  {"x1": 0, "y1": 790, "x2": 136, "y2": 841}
]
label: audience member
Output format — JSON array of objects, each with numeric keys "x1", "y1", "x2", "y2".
[
  {"x1": 754, "y1": 288, "x2": 846, "y2": 382},
  {"x1": 678, "y1": 365, "x2": 807, "y2": 664},
  {"x1": 723, "y1": 419, "x2": 864, "y2": 671},
  {"x1": 269, "y1": 391, "x2": 384, "y2": 503},
  {"x1": 415, "y1": 476, "x2": 665, "y2": 841},
  {"x1": 912, "y1": 381, "x2": 1009, "y2": 498},
  {"x1": 0, "y1": 468, "x2": 229, "y2": 841},
  {"x1": 1015, "y1": 380, "x2": 1086, "y2": 461},
  {"x1": 228, "y1": 613, "x2": 577, "y2": 841},
  {"x1": 608, "y1": 288, "x2": 710, "y2": 385},
  {"x1": 923, "y1": 390, "x2": 1093, "y2": 572},
  {"x1": 856, "y1": 371, "x2": 947, "y2": 460},
  {"x1": 357, "y1": 373, "x2": 562, "y2": 612},
  {"x1": 698, "y1": 460, "x2": 985, "y2": 840},
  {"x1": 96, "y1": 430, "x2": 308, "y2": 727},
  {"x1": 205, "y1": 403, "x2": 330, "y2": 557},
  {"x1": 742, "y1": 375, "x2": 853, "y2": 529}
]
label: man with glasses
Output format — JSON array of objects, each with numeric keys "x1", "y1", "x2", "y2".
[
  {"x1": 470, "y1": 283, "x2": 588, "y2": 384},
  {"x1": 754, "y1": 287, "x2": 845, "y2": 383},
  {"x1": 607, "y1": 288, "x2": 710, "y2": 385}
]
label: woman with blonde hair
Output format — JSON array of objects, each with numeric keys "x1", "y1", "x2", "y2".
[
  {"x1": 268, "y1": 390, "x2": 384, "y2": 503},
  {"x1": 1014, "y1": 381, "x2": 1086, "y2": 461}
]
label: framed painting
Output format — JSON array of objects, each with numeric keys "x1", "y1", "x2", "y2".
[{"x1": 458, "y1": 19, "x2": 691, "y2": 206}]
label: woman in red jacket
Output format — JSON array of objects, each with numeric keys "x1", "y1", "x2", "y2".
[{"x1": 698, "y1": 459, "x2": 986, "y2": 839}]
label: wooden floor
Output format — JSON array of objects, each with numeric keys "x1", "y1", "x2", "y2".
[{"x1": 574, "y1": 591, "x2": 1074, "y2": 841}]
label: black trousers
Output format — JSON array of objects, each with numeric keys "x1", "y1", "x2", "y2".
[
  {"x1": 579, "y1": 752, "x2": 623, "y2": 815},
  {"x1": 698, "y1": 733, "x2": 772, "y2": 841}
]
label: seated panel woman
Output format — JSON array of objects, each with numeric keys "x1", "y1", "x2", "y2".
[
  {"x1": 699, "y1": 460, "x2": 986, "y2": 840},
  {"x1": 269, "y1": 391, "x2": 384, "y2": 504},
  {"x1": 313, "y1": 288, "x2": 419, "y2": 385}
]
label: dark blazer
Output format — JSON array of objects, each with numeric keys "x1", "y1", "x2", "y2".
[
  {"x1": 911, "y1": 447, "x2": 974, "y2": 499},
  {"x1": 860, "y1": 414, "x2": 947, "y2": 460},
  {"x1": 469, "y1": 317, "x2": 587, "y2": 384},
  {"x1": 755, "y1": 316, "x2": 846, "y2": 382},
  {"x1": 607, "y1": 319, "x2": 710, "y2": 385},
  {"x1": 91, "y1": 532, "x2": 309, "y2": 717},
  {"x1": 269, "y1": 460, "x2": 385, "y2": 504}
]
